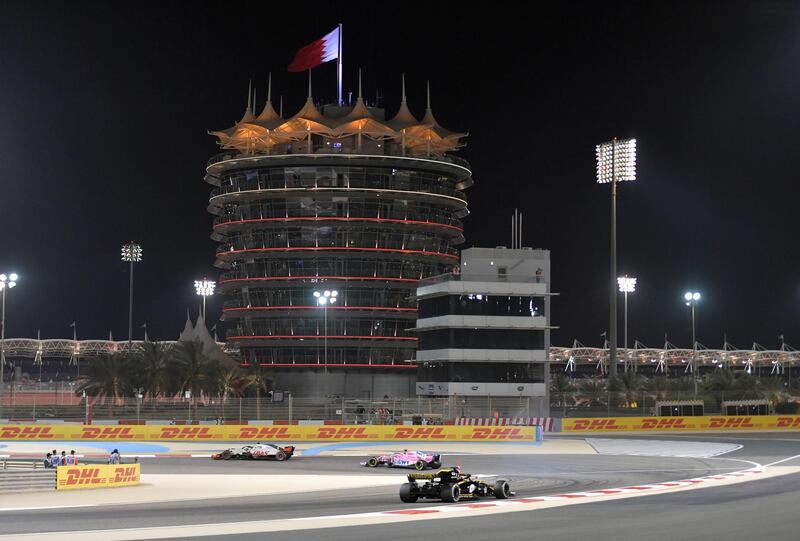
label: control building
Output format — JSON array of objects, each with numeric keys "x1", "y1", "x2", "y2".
[
  {"x1": 205, "y1": 77, "x2": 472, "y2": 397},
  {"x1": 413, "y1": 247, "x2": 554, "y2": 415}
]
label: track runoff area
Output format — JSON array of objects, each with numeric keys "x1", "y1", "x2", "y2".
[{"x1": 1, "y1": 426, "x2": 800, "y2": 540}]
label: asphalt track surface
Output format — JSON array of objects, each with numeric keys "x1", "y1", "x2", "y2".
[{"x1": 3, "y1": 433, "x2": 800, "y2": 540}]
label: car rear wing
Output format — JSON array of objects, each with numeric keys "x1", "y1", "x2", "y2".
[{"x1": 408, "y1": 468, "x2": 456, "y2": 480}]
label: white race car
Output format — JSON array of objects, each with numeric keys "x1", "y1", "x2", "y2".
[{"x1": 212, "y1": 443, "x2": 295, "y2": 461}]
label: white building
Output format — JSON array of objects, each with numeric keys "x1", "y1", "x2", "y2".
[{"x1": 413, "y1": 247, "x2": 554, "y2": 415}]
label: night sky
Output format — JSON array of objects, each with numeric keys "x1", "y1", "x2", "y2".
[{"x1": 1, "y1": 1, "x2": 798, "y2": 349}]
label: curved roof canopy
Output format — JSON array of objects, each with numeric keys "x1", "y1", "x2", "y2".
[{"x1": 210, "y1": 75, "x2": 467, "y2": 157}]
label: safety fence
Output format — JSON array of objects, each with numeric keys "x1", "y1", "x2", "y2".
[
  {"x1": 0, "y1": 469, "x2": 55, "y2": 493},
  {"x1": 0, "y1": 395, "x2": 547, "y2": 424}
]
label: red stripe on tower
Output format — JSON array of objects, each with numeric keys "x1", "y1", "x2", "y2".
[{"x1": 288, "y1": 27, "x2": 340, "y2": 72}]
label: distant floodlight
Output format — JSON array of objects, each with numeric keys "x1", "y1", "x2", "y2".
[
  {"x1": 0, "y1": 273, "x2": 18, "y2": 290},
  {"x1": 596, "y1": 138, "x2": 637, "y2": 184},
  {"x1": 194, "y1": 279, "x2": 216, "y2": 297},
  {"x1": 692, "y1": 292, "x2": 701, "y2": 301},
  {"x1": 617, "y1": 275, "x2": 637, "y2": 293},
  {"x1": 121, "y1": 242, "x2": 143, "y2": 262},
  {"x1": 684, "y1": 292, "x2": 693, "y2": 301},
  {"x1": 314, "y1": 289, "x2": 337, "y2": 305}
]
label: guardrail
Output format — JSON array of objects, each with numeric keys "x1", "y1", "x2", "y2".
[{"x1": 0, "y1": 469, "x2": 55, "y2": 493}]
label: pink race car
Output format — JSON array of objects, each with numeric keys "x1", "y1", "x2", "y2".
[{"x1": 361, "y1": 450, "x2": 442, "y2": 470}]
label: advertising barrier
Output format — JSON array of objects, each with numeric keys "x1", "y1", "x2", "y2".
[
  {"x1": 562, "y1": 415, "x2": 800, "y2": 432},
  {"x1": 56, "y1": 463, "x2": 141, "y2": 490},
  {"x1": 0, "y1": 424, "x2": 540, "y2": 442}
]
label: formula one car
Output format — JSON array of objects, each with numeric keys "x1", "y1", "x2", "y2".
[
  {"x1": 361, "y1": 450, "x2": 442, "y2": 470},
  {"x1": 399, "y1": 467, "x2": 514, "y2": 503},
  {"x1": 212, "y1": 443, "x2": 295, "y2": 461}
]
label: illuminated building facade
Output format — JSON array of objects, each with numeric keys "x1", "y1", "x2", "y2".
[{"x1": 206, "y1": 77, "x2": 472, "y2": 396}]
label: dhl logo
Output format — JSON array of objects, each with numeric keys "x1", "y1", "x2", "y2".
[
  {"x1": 471, "y1": 428, "x2": 526, "y2": 440},
  {"x1": 63, "y1": 467, "x2": 103, "y2": 486},
  {"x1": 113, "y1": 466, "x2": 139, "y2": 483},
  {"x1": 776, "y1": 417, "x2": 800, "y2": 428},
  {"x1": 708, "y1": 417, "x2": 755, "y2": 428},
  {"x1": 0, "y1": 426, "x2": 56, "y2": 439},
  {"x1": 315, "y1": 427, "x2": 369, "y2": 439},
  {"x1": 158, "y1": 427, "x2": 214, "y2": 439},
  {"x1": 393, "y1": 427, "x2": 447, "y2": 439},
  {"x1": 237, "y1": 427, "x2": 290, "y2": 439},
  {"x1": 570, "y1": 419, "x2": 621, "y2": 431},
  {"x1": 80, "y1": 427, "x2": 135, "y2": 439},
  {"x1": 640, "y1": 418, "x2": 688, "y2": 430}
]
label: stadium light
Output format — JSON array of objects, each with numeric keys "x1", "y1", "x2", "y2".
[
  {"x1": 684, "y1": 291, "x2": 701, "y2": 394},
  {"x1": 617, "y1": 275, "x2": 637, "y2": 372},
  {"x1": 313, "y1": 290, "x2": 338, "y2": 371},
  {"x1": 121, "y1": 242, "x2": 142, "y2": 350},
  {"x1": 195, "y1": 279, "x2": 216, "y2": 319},
  {"x1": 0, "y1": 272, "x2": 19, "y2": 405},
  {"x1": 596, "y1": 137, "x2": 637, "y2": 377}
]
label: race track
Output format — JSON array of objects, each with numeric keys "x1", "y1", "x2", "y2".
[{"x1": 1, "y1": 433, "x2": 798, "y2": 540}]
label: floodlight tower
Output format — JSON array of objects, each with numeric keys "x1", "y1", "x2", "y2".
[
  {"x1": 194, "y1": 279, "x2": 216, "y2": 319},
  {"x1": 684, "y1": 291, "x2": 701, "y2": 394},
  {"x1": 0, "y1": 272, "x2": 18, "y2": 404},
  {"x1": 121, "y1": 242, "x2": 142, "y2": 350},
  {"x1": 596, "y1": 138, "x2": 637, "y2": 377},
  {"x1": 617, "y1": 275, "x2": 637, "y2": 372},
  {"x1": 313, "y1": 289, "x2": 338, "y2": 371}
]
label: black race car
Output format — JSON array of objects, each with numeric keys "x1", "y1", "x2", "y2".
[{"x1": 399, "y1": 467, "x2": 514, "y2": 503}]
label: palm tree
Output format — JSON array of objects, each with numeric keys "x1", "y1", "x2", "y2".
[
  {"x1": 645, "y1": 376, "x2": 670, "y2": 401},
  {"x1": 136, "y1": 341, "x2": 173, "y2": 401},
  {"x1": 174, "y1": 340, "x2": 215, "y2": 421},
  {"x1": 216, "y1": 367, "x2": 248, "y2": 419},
  {"x1": 610, "y1": 372, "x2": 644, "y2": 408},
  {"x1": 550, "y1": 374, "x2": 575, "y2": 416},
  {"x1": 577, "y1": 377, "x2": 608, "y2": 407},
  {"x1": 245, "y1": 365, "x2": 272, "y2": 420},
  {"x1": 75, "y1": 353, "x2": 132, "y2": 417}
]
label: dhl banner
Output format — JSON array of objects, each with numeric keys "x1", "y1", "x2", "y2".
[
  {"x1": 563, "y1": 415, "x2": 800, "y2": 432},
  {"x1": 56, "y1": 463, "x2": 141, "y2": 490},
  {"x1": 0, "y1": 424, "x2": 540, "y2": 442}
]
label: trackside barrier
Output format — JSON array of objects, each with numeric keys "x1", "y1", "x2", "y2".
[
  {"x1": 55, "y1": 464, "x2": 141, "y2": 490},
  {"x1": 0, "y1": 424, "x2": 540, "y2": 442},
  {"x1": 562, "y1": 415, "x2": 800, "y2": 432},
  {"x1": 0, "y1": 470, "x2": 56, "y2": 493}
]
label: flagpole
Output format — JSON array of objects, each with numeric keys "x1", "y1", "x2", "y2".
[{"x1": 337, "y1": 23, "x2": 343, "y2": 105}]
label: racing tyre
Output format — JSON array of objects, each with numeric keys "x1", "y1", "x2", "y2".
[
  {"x1": 414, "y1": 460, "x2": 426, "y2": 471},
  {"x1": 275, "y1": 450, "x2": 287, "y2": 461},
  {"x1": 399, "y1": 483, "x2": 418, "y2": 503},
  {"x1": 430, "y1": 461, "x2": 441, "y2": 470},
  {"x1": 221, "y1": 450, "x2": 232, "y2": 460},
  {"x1": 367, "y1": 457, "x2": 379, "y2": 467},
  {"x1": 494, "y1": 480, "x2": 511, "y2": 499},
  {"x1": 440, "y1": 483, "x2": 461, "y2": 503}
]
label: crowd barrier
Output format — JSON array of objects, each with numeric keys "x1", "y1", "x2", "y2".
[
  {"x1": 562, "y1": 415, "x2": 800, "y2": 432},
  {"x1": 0, "y1": 424, "x2": 541, "y2": 442},
  {"x1": 56, "y1": 463, "x2": 141, "y2": 490}
]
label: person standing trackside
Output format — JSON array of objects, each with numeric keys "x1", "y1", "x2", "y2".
[
  {"x1": 108, "y1": 448, "x2": 121, "y2": 464},
  {"x1": 65, "y1": 450, "x2": 78, "y2": 465}
]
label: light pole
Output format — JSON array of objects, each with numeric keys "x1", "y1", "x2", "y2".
[
  {"x1": 0, "y1": 273, "x2": 19, "y2": 407},
  {"x1": 313, "y1": 290, "x2": 338, "y2": 371},
  {"x1": 194, "y1": 279, "x2": 216, "y2": 319},
  {"x1": 684, "y1": 291, "x2": 701, "y2": 395},
  {"x1": 596, "y1": 138, "x2": 636, "y2": 378},
  {"x1": 121, "y1": 242, "x2": 142, "y2": 352},
  {"x1": 617, "y1": 275, "x2": 637, "y2": 372}
]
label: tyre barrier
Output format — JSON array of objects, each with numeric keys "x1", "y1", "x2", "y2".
[{"x1": 0, "y1": 469, "x2": 56, "y2": 493}]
